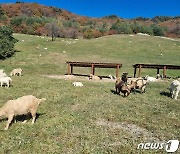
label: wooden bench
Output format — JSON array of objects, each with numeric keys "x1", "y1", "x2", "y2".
[
  {"x1": 133, "y1": 64, "x2": 180, "y2": 78},
  {"x1": 66, "y1": 61, "x2": 122, "y2": 77}
]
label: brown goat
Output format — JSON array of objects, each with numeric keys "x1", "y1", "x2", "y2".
[{"x1": 115, "y1": 78, "x2": 133, "y2": 97}]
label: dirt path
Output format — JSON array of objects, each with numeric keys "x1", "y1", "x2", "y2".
[{"x1": 42, "y1": 75, "x2": 116, "y2": 82}]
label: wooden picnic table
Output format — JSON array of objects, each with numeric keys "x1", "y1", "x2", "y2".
[
  {"x1": 133, "y1": 64, "x2": 180, "y2": 78},
  {"x1": 66, "y1": 61, "x2": 122, "y2": 77}
]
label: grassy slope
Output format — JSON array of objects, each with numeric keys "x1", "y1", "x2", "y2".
[{"x1": 0, "y1": 34, "x2": 180, "y2": 153}]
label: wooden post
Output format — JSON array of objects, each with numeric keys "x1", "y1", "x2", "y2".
[
  {"x1": 91, "y1": 64, "x2": 95, "y2": 75},
  {"x1": 116, "y1": 65, "x2": 120, "y2": 78},
  {"x1": 163, "y1": 66, "x2": 167, "y2": 78},
  {"x1": 71, "y1": 65, "x2": 73, "y2": 74},
  {"x1": 134, "y1": 67, "x2": 137, "y2": 78},
  {"x1": 157, "y1": 68, "x2": 160, "y2": 75},
  {"x1": 68, "y1": 63, "x2": 71, "y2": 75},
  {"x1": 138, "y1": 65, "x2": 142, "y2": 77}
]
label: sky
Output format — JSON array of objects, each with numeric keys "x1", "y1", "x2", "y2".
[{"x1": 0, "y1": 0, "x2": 180, "y2": 19}]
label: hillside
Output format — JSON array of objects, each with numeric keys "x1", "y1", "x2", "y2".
[
  {"x1": 0, "y1": 34, "x2": 179, "y2": 153},
  {"x1": 0, "y1": 2, "x2": 179, "y2": 38}
]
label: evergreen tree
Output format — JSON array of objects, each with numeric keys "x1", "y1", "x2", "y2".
[{"x1": 0, "y1": 26, "x2": 18, "y2": 59}]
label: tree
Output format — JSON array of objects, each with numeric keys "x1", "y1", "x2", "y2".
[
  {"x1": 45, "y1": 22, "x2": 59, "y2": 41},
  {"x1": 151, "y1": 25, "x2": 165, "y2": 36},
  {"x1": 0, "y1": 5, "x2": 7, "y2": 21},
  {"x1": 111, "y1": 22, "x2": 132, "y2": 34},
  {"x1": 169, "y1": 25, "x2": 180, "y2": 36},
  {"x1": 0, "y1": 26, "x2": 18, "y2": 59},
  {"x1": 0, "y1": 5, "x2": 5, "y2": 17}
]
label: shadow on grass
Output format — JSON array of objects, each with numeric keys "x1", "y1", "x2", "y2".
[
  {"x1": 15, "y1": 113, "x2": 46, "y2": 122},
  {"x1": 110, "y1": 89, "x2": 117, "y2": 95},
  {"x1": 64, "y1": 73, "x2": 111, "y2": 79},
  {"x1": 0, "y1": 113, "x2": 45, "y2": 130},
  {"x1": 111, "y1": 89, "x2": 142, "y2": 95},
  {"x1": 0, "y1": 113, "x2": 46, "y2": 123},
  {"x1": 160, "y1": 91, "x2": 171, "y2": 98}
]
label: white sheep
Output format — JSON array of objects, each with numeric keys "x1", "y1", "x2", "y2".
[
  {"x1": 109, "y1": 75, "x2": 116, "y2": 80},
  {"x1": 136, "y1": 79, "x2": 147, "y2": 93},
  {"x1": 0, "y1": 72, "x2": 7, "y2": 78},
  {"x1": 169, "y1": 80, "x2": 180, "y2": 100},
  {"x1": 0, "y1": 77, "x2": 12, "y2": 88},
  {"x1": 0, "y1": 95, "x2": 46, "y2": 130},
  {"x1": 72, "y1": 82, "x2": 83, "y2": 87},
  {"x1": 89, "y1": 74, "x2": 101, "y2": 80},
  {"x1": 0, "y1": 69, "x2": 4, "y2": 73},
  {"x1": 10, "y1": 68, "x2": 22, "y2": 76},
  {"x1": 145, "y1": 75, "x2": 157, "y2": 82},
  {"x1": 128, "y1": 78, "x2": 147, "y2": 93}
]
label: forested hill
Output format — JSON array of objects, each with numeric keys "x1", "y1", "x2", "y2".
[{"x1": 0, "y1": 2, "x2": 179, "y2": 38}]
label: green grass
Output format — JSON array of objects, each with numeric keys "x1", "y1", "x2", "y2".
[{"x1": 0, "y1": 34, "x2": 180, "y2": 153}]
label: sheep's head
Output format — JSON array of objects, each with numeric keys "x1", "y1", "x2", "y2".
[
  {"x1": 38, "y1": 98, "x2": 46, "y2": 105},
  {"x1": 144, "y1": 75, "x2": 149, "y2": 80},
  {"x1": 89, "y1": 74, "x2": 93, "y2": 80}
]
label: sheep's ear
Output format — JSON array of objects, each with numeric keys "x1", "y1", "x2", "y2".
[
  {"x1": 41, "y1": 98, "x2": 46, "y2": 102},
  {"x1": 39, "y1": 98, "x2": 46, "y2": 104}
]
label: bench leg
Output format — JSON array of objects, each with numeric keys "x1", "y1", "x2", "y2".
[
  {"x1": 116, "y1": 65, "x2": 120, "y2": 78},
  {"x1": 68, "y1": 64, "x2": 71, "y2": 75}
]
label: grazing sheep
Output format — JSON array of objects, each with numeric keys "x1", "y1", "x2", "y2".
[
  {"x1": 134, "y1": 79, "x2": 147, "y2": 93},
  {"x1": 115, "y1": 79, "x2": 135, "y2": 97},
  {"x1": 145, "y1": 75, "x2": 157, "y2": 82},
  {"x1": 156, "y1": 74, "x2": 161, "y2": 79},
  {"x1": 0, "y1": 71, "x2": 7, "y2": 78},
  {"x1": 121, "y1": 85, "x2": 131, "y2": 97},
  {"x1": 72, "y1": 82, "x2": 83, "y2": 87},
  {"x1": 127, "y1": 77, "x2": 143, "y2": 83},
  {"x1": 109, "y1": 75, "x2": 116, "y2": 80},
  {"x1": 36, "y1": 46, "x2": 40, "y2": 50},
  {"x1": 127, "y1": 81, "x2": 136, "y2": 92},
  {"x1": 0, "y1": 95, "x2": 46, "y2": 130},
  {"x1": 169, "y1": 80, "x2": 180, "y2": 100},
  {"x1": 0, "y1": 77, "x2": 12, "y2": 88},
  {"x1": 89, "y1": 74, "x2": 101, "y2": 80},
  {"x1": 10, "y1": 68, "x2": 23, "y2": 76},
  {"x1": 0, "y1": 69, "x2": 4, "y2": 73}
]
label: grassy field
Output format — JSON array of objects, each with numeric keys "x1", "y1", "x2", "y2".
[{"x1": 0, "y1": 34, "x2": 180, "y2": 154}]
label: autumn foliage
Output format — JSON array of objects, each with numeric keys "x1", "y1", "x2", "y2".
[{"x1": 0, "y1": 3, "x2": 179, "y2": 38}]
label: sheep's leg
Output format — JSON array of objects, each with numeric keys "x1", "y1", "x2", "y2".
[
  {"x1": 14, "y1": 117, "x2": 17, "y2": 123},
  {"x1": 141, "y1": 86, "x2": 146, "y2": 93},
  {"x1": 174, "y1": 90, "x2": 179, "y2": 100},
  {"x1": 115, "y1": 87, "x2": 118, "y2": 93},
  {"x1": 31, "y1": 116, "x2": 36, "y2": 124},
  {"x1": 116, "y1": 87, "x2": 120, "y2": 94},
  {"x1": 6, "y1": 83, "x2": 9, "y2": 88},
  {"x1": 22, "y1": 120, "x2": 27, "y2": 123},
  {"x1": 30, "y1": 111, "x2": 37, "y2": 124},
  {"x1": 5, "y1": 115, "x2": 14, "y2": 130},
  {"x1": 172, "y1": 91, "x2": 175, "y2": 98}
]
